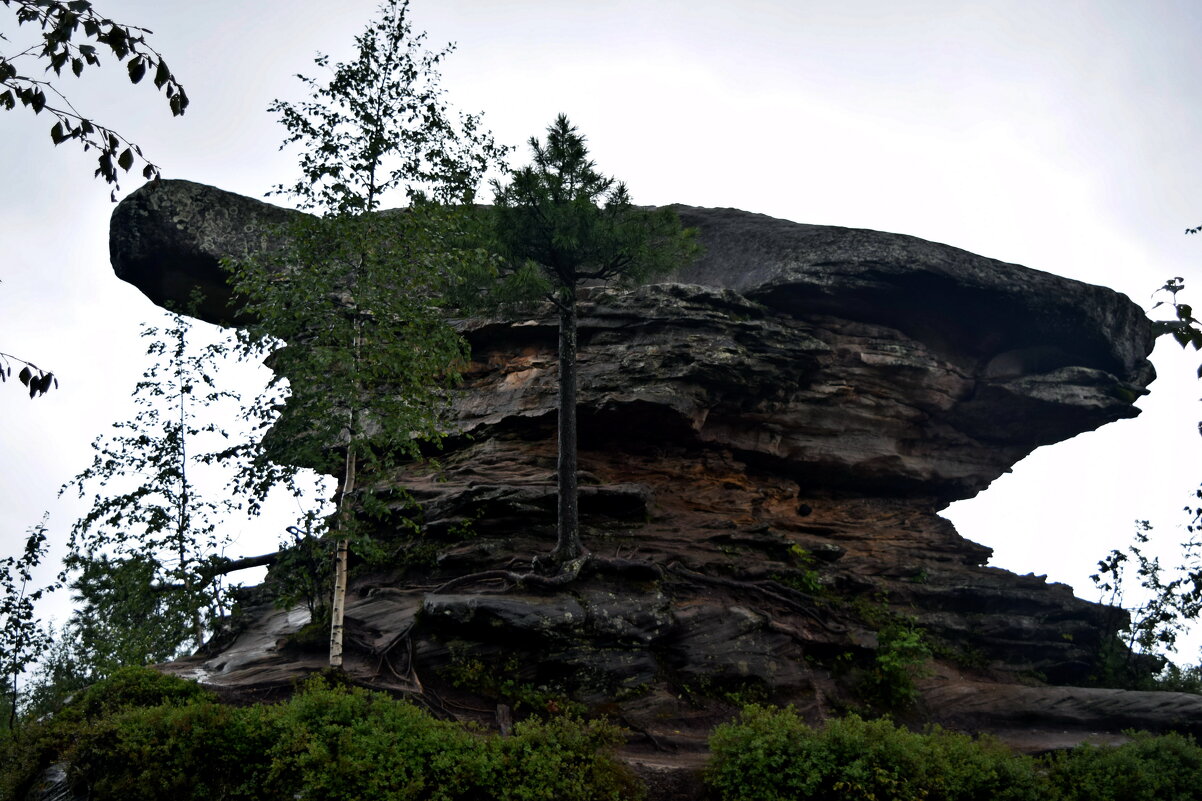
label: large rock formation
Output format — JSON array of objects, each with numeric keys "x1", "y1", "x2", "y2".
[{"x1": 111, "y1": 179, "x2": 1201, "y2": 756}]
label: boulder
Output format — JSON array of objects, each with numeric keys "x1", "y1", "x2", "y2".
[{"x1": 111, "y1": 179, "x2": 1172, "y2": 755}]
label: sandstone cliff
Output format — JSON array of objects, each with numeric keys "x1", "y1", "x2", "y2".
[{"x1": 110, "y1": 179, "x2": 1202, "y2": 753}]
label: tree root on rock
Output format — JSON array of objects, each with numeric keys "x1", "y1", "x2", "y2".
[
  {"x1": 431, "y1": 552, "x2": 664, "y2": 594},
  {"x1": 665, "y1": 562, "x2": 846, "y2": 634}
]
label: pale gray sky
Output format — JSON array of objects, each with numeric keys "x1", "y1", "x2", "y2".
[{"x1": 3, "y1": 0, "x2": 1201, "y2": 647}]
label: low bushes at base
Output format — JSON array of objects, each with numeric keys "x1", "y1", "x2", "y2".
[
  {"x1": 706, "y1": 705, "x2": 1202, "y2": 801},
  {"x1": 0, "y1": 668, "x2": 641, "y2": 801},
  {"x1": 706, "y1": 706, "x2": 1042, "y2": 801},
  {"x1": 1042, "y1": 731, "x2": 1202, "y2": 801},
  {"x1": 9, "y1": 672, "x2": 1202, "y2": 801}
]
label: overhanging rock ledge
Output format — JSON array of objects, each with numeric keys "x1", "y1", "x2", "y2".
[{"x1": 109, "y1": 179, "x2": 1181, "y2": 756}]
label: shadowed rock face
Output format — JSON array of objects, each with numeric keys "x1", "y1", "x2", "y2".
[
  {"x1": 110, "y1": 179, "x2": 301, "y2": 322},
  {"x1": 111, "y1": 179, "x2": 1174, "y2": 753}
]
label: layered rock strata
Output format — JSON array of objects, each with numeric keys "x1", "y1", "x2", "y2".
[{"x1": 110, "y1": 179, "x2": 1185, "y2": 751}]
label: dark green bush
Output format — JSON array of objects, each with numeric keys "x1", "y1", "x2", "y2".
[
  {"x1": 1, "y1": 671, "x2": 642, "y2": 801},
  {"x1": 66, "y1": 665, "x2": 214, "y2": 721},
  {"x1": 0, "y1": 667, "x2": 215, "y2": 800},
  {"x1": 706, "y1": 705, "x2": 1044, "y2": 801},
  {"x1": 497, "y1": 715, "x2": 642, "y2": 801},
  {"x1": 10, "y1": 671, "x2": 1202, "y2": 801},
  {"x1": 69, "y1": 701, "x2": 276, "y2": 800},
  {"x1": 265, "y1": 678, "x2": 493, "y2": 801},
  {"x1": 861, "y1": 620, "x2": 931, "y2": 709},
  {"x1": 1043, "y1": 731, "x2": 1202, "y2": 801}
]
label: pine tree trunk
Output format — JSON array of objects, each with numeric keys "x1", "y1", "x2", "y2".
[{"x1": 554, "y1": 290, "x2": 583, "y2": 562}]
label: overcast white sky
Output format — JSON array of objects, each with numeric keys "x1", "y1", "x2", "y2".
[{"x1": 2, "y1": 0, "x2": 1201, "y2": 651}]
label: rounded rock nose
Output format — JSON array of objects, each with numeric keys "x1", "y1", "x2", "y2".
[{"x1": 110, "y1": 179, "x2": 301, "y2": 324}]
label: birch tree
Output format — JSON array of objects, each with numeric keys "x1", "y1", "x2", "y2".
[
  {"x1": 61, "y1": 312, "x2": 245, "y2": 667},
  {"x1": 0, "y1": 519, "x2": 54, "y2": 732},
  {"x1": 231, "y1": 0, "x2": 505, "y2": 668}
]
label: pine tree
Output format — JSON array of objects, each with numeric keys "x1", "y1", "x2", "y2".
[{"x1": 491, "y1": 115, "x2": 698, "y2": 566}]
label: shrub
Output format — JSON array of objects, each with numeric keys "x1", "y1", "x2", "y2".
[
  {"x1": 1, "y1": 672, "x2": 644, "y2": 801},
  {"x1": 862, "y1": 620, "x2": 931, "y2": 709},
  {"x1": 497, "y1": 715, "x2": 642, "y2": 801},
  {"x1": 0, "y1": 666, "x2": 218, "y2": 801},
  {"x1": 65, "y1": 665, "x2": 213, "y2": 721},
  {"x1": 1043, "y1": 731, "x2": 1202, "y2": 801},
  {"x1": 68, "y1": 701, "x2": 276, "y2": 800},
  {"x1": 706, "y1": 706, "x2": 1045, "y2": 801},
  {"x1": 265, "y1": 677, "x2": 492, "y2": 801}
]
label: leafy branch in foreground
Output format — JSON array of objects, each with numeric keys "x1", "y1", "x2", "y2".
[
  {"x1": 1150, "y1": 276, "x2": 1202, "y2": 360},
  {"x1": 1151, "y1": 227, "x2": 1202, "y2": 433},
  {"x1": 1091, "y1": 518, "x2": 1202, "y2": 687},
  {"x1": 0, "y1": 350, "x2": 56, "y2": 398},
  {"x1": 1, "y1": 0, "x2": 188, "y2": 196}
]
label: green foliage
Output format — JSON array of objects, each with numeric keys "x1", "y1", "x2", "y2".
[
  {"x1": 227, "y1": 209, "x2": 481, "y2": 668},
  {"x1": 64, "y1": 666, "x2": 213, "y2": 722},
  {"x1": 495, "y1": 715, "x2": 641, "y2": 801},
  {"x1": 1042, "y1": 731, "x2": 1202, "y2": 801},
  {"x1": 233, "y1": 0, "x2": 508, "y2": 666},
  {"x1": 265, "y1": 677, "x2": 492, "y2": 800},
  {"x1": 70, "y1": 699, "x2": 275, "y2": 801},
  {"x1": 0, "y1": 670, "x2": 641, "y2": 801},
  {"x1": 0, "y1": 519, "x2": 55, "y2": 731},
  {"x1": 675, "y1": 676, "x2": 770, "y2": 709},
  {"x1": 491, "y1": 114, "x2": 699, "y2": 298},
  {"x1": 440, "y1": 651, "x2": 586, "y2": 718},
  {"x1": 279, "y1": 613, "x2": 332, "y2": 653},
  {"x1": 1150, "y1": 276, "x2": 1202, "y2": 360},
  {"x1": 1148, "y1": 661, "x2": 1202, "y2": 694},
  {"x1": 228, "y1": 211, "x2": 473, "y2": 479},
  {"x1": 59, "y1": 311, "x2": 258, "y2": 671},
  {"x1": 708, "y1": 706, "x2": 1202, "y2": 801},
  {"x1": 862, "y1": 619, "x2": 932, "y2": 709},
  {"x1": 268, "y1": 519, "x2": 334, "y2": 617},
  {"x1": 268, "y1": 0, "x2": 506, "y2": 214},
  {"x1": 1, "y1": 0, "x2": 188, "y2": 194},
  {"x1": 59, "y1": 555, "x2": 198, "y2": 675},
  {"x1": 1090, "y1": 519, "x2": 1202, "y2": 687},
  {"x1": 707, "y1": 706, "x2": 1045, "y2": 801},
  {"x1": 16, "y1": 625, "x2": 93, "y2": 721},
  {"x1": 773, "y1": 544, "x2": 824, "y2": 594},
  {"x1": 490, "y1": 114, "x2": 699, "y2": 563},
  {"x1": 10, "y1": 669, "x2": 1202, "y2": 801},
  {"x1": 841, "y1": 598, "x2": 932, "y2": 710}
]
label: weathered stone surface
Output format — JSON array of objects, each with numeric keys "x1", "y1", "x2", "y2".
[
  {"x1": 669, "y1": 207, "x2": 1153, "y2": 388},
  {"x1": 116, "y1": 180, "x2": 1177, "y2": 755},
  {"x1": 110, "y1": 179, "x2": 300, "y2": 322},
  {"x1": 921, "y1": 680, "x2": 1202, "y2": 743}
]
